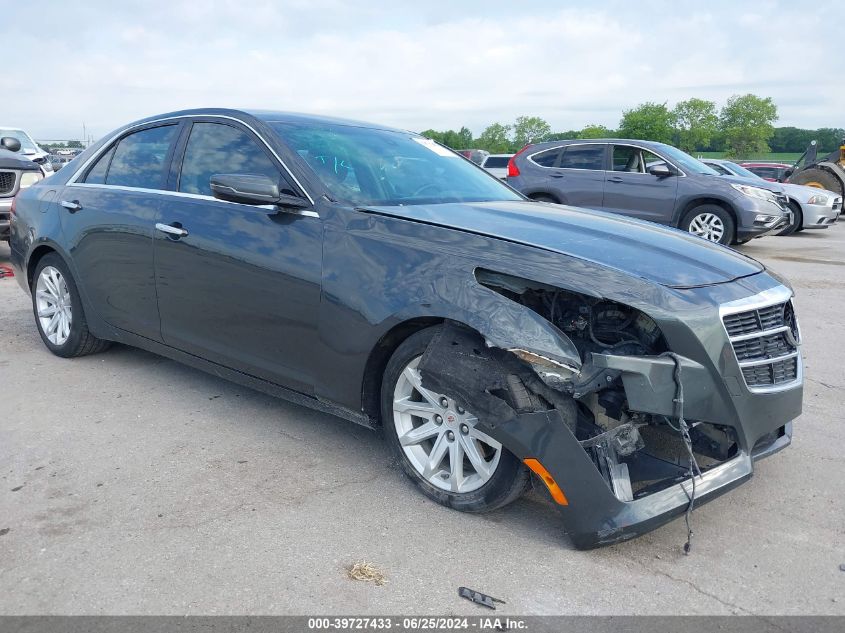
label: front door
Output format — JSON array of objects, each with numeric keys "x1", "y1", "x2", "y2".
[
  {"x1": 602, "y1": 145, "x2": 678, "y2": 224},
  {"x1": 153, "y1": 120, "x2": 322, "y2": 394}
]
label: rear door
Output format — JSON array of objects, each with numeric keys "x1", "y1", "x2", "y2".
[
  {"x1": 62, "y1": 122, "x2": 182, "y2": 341},
  {"x1": 602, "y1": 144, "x2": 678, "y2": 224},
  {"x1": 546, "y1": 143, "x2": 607, "y2": 208},
  {"x1": 153, "y1": 118, "x2": 322, "y2": 393}
]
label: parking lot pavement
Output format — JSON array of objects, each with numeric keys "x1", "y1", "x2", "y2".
[{"x1": 0, "y1": 231, "x2": 843, "y2": 617}]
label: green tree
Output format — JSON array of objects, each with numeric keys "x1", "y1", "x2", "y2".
[
  {"x1": 814, "y1": 127, "x2": 845, "y2": 153},
  {"x1": 477, "y1": 122, "x2": 512, "y2": 153},
  {"x1": 512, "y1": 116, "x2": 551, "y2": 148},
  {"x1": 66, "y1": 140, "x2": 84, "y2": 148},
  {"x1": 672, "y1": 98, "x2": 718, "y2": 152},
  {"x1": 719, "y1": 94, "x2": 778, "y2": 158},
  {"x1": 545, "y1": 130, "x2": 580, "y2": 142},
  {"x1": 618, "y1": 102, "x2": 674, "y2": 143},
  {"x1": 578, "y1": 124, "x2": 613, "y2": 139}
]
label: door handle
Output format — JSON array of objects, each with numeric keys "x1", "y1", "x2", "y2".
[
  {"x1": 155, "y1": 222, "x2": 189, "y2": 238},
  {"x1": 550, "y1": 172, "x2": 564, "y2": 178},
  {"x1": 607, "y1": 177, "x2": 624, "y2": 183},
  {"x1": 60, "y1": 200, "x2": 82, "y2": 212}
]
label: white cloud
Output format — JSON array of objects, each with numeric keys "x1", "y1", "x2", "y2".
[{"x1": 4, "y1": 0, "x2": 844, "y2": 140}]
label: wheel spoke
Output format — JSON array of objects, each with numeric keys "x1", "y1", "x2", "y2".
[
  {"x1": 449, "y1": 439, "x2": 464, "y2": 492},
  {"x1": 38, "y1": 304, "x2": 58, "y2": 318},
  {"x1": 461, "y1": 435, "x2": 492, "y2": 480},
  {"x1": 398, "y1": 420, "x2": 440, "y2": 446},
  {"x1": 423, "y1": 432, "x2": 449, "y2": 479},
  {"x1": 393, "y1": 396, "x2": 437, "y2": 418},
  {"x1": 467, "y1": 423, "x2": 500, "y2": 450},
  {"x1": 46, "y1": 311, "x2": 61, "y2": 335},
  {"x1": 402, "y1": 366, "x2": 442, "y2": 406}
]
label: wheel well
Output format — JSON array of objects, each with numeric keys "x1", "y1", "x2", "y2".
[
  {"x1": 527, "y1": 192, "x2": 561, "y2": 203},
  {"x1": 361, "y1": 317, "x2": 444, "y2": 425},
  {"x1": 26, "y1": 245, "x2": 57, "y2": 289},
  {"x1": 678, "y1": 198, "x2": 737, "y2": 229}
]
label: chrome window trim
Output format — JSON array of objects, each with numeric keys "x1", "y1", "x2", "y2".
[
  {"x1": 718, "y1": 285, "x2": 802, "y2": 393},
  {"x1": 526, "y1": 141, "x2": 688, "y2": 177},
  {"x1": 66, "y1": 114, "x2": 315, "y2": 205},
  {"x1": 65, "y1": 182, "x2": 319, "y2": 218}
]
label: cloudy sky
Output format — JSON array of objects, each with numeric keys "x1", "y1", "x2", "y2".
[{"x1": 5, "y1": 0, "x2": 843, "y2": 141}]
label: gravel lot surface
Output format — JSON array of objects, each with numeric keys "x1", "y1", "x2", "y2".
[{"x1": 1, "y1": 230, "x2": 843, "y2": 615}]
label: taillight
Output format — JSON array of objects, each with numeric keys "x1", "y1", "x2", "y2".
[{"x1": 507, "y1": 144, "x2": 533, "y2": 178}]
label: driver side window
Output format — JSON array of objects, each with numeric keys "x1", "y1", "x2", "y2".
[{"x1": 179, "y1": 122, "x2": 290, "y2": 197}]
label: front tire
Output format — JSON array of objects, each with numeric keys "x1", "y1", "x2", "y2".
[
  {"x1": 381, "y1": 327, "x2": 529, "y2": 512},
  {"x1": 32, "y1": 253, "x2": 110, "y2": 358},
  {"x1": 680, "y1": 204, "x2": 735, "y2": 245},
  {"x1": 777, "y1": 202, "x2": 803, "y2": 236}
]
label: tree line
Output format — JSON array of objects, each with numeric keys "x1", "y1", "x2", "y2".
[{"x1": 421, "y1": 94, "x2": 844, "y2": 158}]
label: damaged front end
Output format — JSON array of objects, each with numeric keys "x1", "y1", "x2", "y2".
[{"x1": 417, "y1": 271, "x2": 799, "y2": 549}]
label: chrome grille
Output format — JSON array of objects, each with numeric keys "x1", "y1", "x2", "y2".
[
  {"x1": 0, "y1": 171, "x2": 15, "y2": 195},
  {"x1": 721, "y1": 290, "x2": 801, "y2": 391}
]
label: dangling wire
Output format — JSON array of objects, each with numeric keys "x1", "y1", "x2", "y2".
[{"x1": 660, "y1": 352, "x2": 702, "y2": 554}]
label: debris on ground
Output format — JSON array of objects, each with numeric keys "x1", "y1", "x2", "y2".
[
  {"x1": 458, "y1": 586, "x2": 506, "y2": 610},
  {"x1": 346, "y1": 561, "x2": 387, "y2": 586},
  {"x1": 0, "y1": 265, "x2": 14, "y2": 279}
]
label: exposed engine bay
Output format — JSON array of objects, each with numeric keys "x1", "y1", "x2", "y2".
[{"x1": 420, "y1": 271, "x2": 743, "y2": 509}]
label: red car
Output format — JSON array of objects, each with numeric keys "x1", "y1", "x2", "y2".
[{"x1": 738, "y1": 162, "x2": 793, "y2": 183}]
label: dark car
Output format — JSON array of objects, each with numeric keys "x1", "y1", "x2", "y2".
[
  {"x1": 8, "y1": 109, "x2": 802, "y2": 549},
  {"x1": 507, "y1": 139, "x2": 790, "y2": 245},
  {"x1": 739, "y1": 162, "x2": 793, "y2": 183},
  {"x1": 0, "y1": 136, "x2": 44, "y2": 242}
]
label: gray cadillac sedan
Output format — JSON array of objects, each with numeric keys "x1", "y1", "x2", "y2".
[{"x1": 9, "y1": 109, "x2": 802, "y2": 548}]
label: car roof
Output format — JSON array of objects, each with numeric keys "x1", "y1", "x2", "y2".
[
  {"x1": 738, "y1": 162, "x2": 791, "y2": 167},
  {"x1": 126, "y1": 108, "x2": 412, "y2": 135},
  {"x1": 525, "y1": 138, "x2": 669, "y2": 151}
]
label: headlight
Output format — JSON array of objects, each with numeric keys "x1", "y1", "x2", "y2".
[
  {"x1": 19, "y1": 172, "x2": 43, "y2": 189},
  {"x1": 731, "y1": 183, "x2": 776, "y2": 201},
  {"x1": 807, "y1": 194, "x2": 829, "y2": 205}
]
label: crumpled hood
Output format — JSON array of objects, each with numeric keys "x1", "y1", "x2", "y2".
[{"x1": 360, "y1": 200, "x2": 764, "y2": 288}]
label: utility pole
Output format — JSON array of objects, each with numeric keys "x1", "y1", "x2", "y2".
[{"x1": 82, "y1": 122, "x2": 87, "y2": 147}]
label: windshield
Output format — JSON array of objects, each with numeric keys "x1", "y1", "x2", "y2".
[
  {"x1": 656, "y1": 144, "x2": 720, "y2": 176},
  {"x1": 0, "y1": 128, "x2": 40, "y2": 154},
  {"x1": 270, "y1": 122, "x2": 522, "y2": 206},
  {"x1": 722, "y1": 161, "x2": 764, "y2": 180}
]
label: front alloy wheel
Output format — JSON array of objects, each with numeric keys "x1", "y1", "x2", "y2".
[
  {"x1": 381, "y1": 327, "x2": 529, "y2": 512},
  {"x1": 687, "y1": 212, "x2": 725, "y2": 243},
  {"x1": 392, "y1": 357, "x2": 502, "y2": 493}
]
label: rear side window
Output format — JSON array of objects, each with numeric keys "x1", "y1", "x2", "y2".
[
  {"x1": 89, "y1": 125, "x2": 178, "y2": 189},
  {"x1": 83, "y1": 146, "x2": 116, "y2": 184},
  {"x1": 530, "y1": 148, "x2": 560, "y2": 167},
  {"x1": 559, "y1": 145, "x2": 605, "y2": 170},
  {"x1": 483, "y1": 156, "x2": 510, "y2": 168},
  {"x1": 178, "y1": 122, "x2": 284, "y2": 196}
]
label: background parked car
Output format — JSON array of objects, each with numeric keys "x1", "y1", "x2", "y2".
[
  {"x1": 455, "y1": 148, "x2": 489, "y2": 165},
  {"x1": 480, "y1": 153, "x2": 512, "y2": 179},
  {"x1": 738, "y1": 162, "x2": 792, "y2": 183},
  {"x1": 0, "y1": 126, "x2": 53, "y2": 174},
  {"x1": 703, "y1": 159, "x2": 841, "y2": 235},
  {"x1": 507, "y1": 139, "x2": 789, "y2": 245},
  {"x1": 0, "y1": 136, "x2": 44, "y2": 242}
]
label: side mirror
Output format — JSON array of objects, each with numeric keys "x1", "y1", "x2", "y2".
[
  {"x1": 1, "y1": 137, "x2": 22, "y2": 152},
  {"x1": 209, "y1": 173, "x2": 310, "y2": 209},
  {"x1": 648, "y1": 163, "x2": 673, "y2": 178}
]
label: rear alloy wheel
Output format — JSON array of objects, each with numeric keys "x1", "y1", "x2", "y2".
[
  {"x1": 32, "y1": 253, "x2": 110, "y2": 358},
  {"x1": 777, "y1": 202, "x2": 803, "y2": 236},
  {"x1": 381, "y1": 327, "x2": 529, "y2": 512},
  {"x1": 681, "y1": 204, "x2": 735, "y2": 245}
]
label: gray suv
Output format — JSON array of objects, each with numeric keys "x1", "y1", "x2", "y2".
[{"x1": 507, "y1": 139, "x2": 790, "y2": 245}]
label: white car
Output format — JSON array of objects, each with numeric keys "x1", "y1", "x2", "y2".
[
  {"x1": 703, "y1": 159, "x2": 840, "y2": 235},
  {"x1": 480, "y1": 153, "x2": 512, "y2": 180},
  {"x1": 0, "y1": 126, "x2": 53, "y2": 174}
]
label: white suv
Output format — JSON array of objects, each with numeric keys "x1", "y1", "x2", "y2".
[{"x1": 0, "y1": 126, "x2": 53, "y2": 174}]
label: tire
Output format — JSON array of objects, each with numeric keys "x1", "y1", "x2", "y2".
[
  {"x1": 530, "y1": 194, "x2": 558, "y2": 204},
  {"x1": 776, "y1": 201, "x2": 803, "y2": 236},
  {"x1": 31, "y1": 253, "x2": 110, "y2": 358},
  {"x1": 381, "y1": 326, "x2": 530, "y2": 513},
  {"x1": 790, "y1": 167, "x2": 844, "y2": 198},
  {"x1": 680, "y1": 204, "x2": 735, "y2": 245}
]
